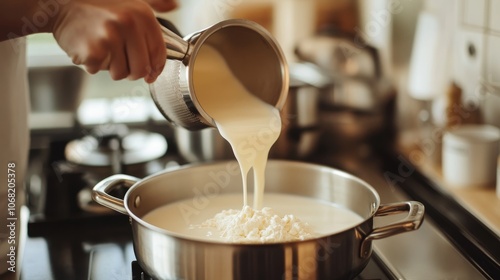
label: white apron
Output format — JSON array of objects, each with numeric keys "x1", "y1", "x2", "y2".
[{"x1": 0, "y1": 37, "x2": 29, "y2": 279}]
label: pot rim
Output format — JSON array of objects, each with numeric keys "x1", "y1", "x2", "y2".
[{"x1": 123, "y1": 159, "x2": 381, "y2": 246}]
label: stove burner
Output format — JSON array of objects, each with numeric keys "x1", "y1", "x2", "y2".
[{"x1": 65, "y1": 124, "x2": 168, "y2": 169}]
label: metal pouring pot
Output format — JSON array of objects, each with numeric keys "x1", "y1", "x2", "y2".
[
  {"x1": 92, "y1": 160, "x2": 424, "y2": 280},
  {"x1": 150, "y1": 19, "x2": 289, "y2": 130}
]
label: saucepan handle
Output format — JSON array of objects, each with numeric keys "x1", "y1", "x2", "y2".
[
  {"x1": 360, "y1": 201, "x2": 425, "y2": 257},
  {"x1": 92, "y1": 174, "x2": 140, "y2": 215},
  {"x1": 157, "y1": 17, "x2": 189, "y2": 61}
]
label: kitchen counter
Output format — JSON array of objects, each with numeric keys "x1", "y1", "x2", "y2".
[
  {"x1": 397, "y1": 131, "x2": 500, "y2": 236},
  {"x1": 310, "y1": 144, "x2": 492, "y2": 279}
]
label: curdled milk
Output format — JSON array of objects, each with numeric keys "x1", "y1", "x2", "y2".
[{"x1": 142, "y1": 193, "x2": 364, "y2": 243}]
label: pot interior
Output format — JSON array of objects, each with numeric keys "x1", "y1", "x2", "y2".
[{"x1": 125, "y1": 160, "x2": 379, "y2": 225}]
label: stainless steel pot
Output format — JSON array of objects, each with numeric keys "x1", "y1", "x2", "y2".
[
  {"x1": 29, "y1": 65, "x2": 86, "y2": 113},
  {"x1": 150, "y1": 19, "x2": 289, "y2": 130},
  {"x1": 92, "y1": 160, "x2": 424, "y2": 280},
  {"x1": 173, "y1": 126, "x2": 234, "y2": 163}
]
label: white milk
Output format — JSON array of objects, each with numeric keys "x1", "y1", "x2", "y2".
[
  {"x1": 153, "y1": 45, "x2": 358, "y2": 243},
  {"x1": 192, "y1": 45, "x2": 281, "y2": 209},
  {"x1": 142, "y1": 193, "x2": 364, "y2": 243}
]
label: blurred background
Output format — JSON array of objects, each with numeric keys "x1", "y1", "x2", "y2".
[{"x1": 27, "y1": 0, "x2": 500, "y2": 151}]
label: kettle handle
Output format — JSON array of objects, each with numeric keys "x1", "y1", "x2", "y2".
[
  {"x1": 92, "y1": 174, "x2": 140, "y2": 215},
  {"x1": 157, "y1": 17, "x2": 189, "y2": 61}
]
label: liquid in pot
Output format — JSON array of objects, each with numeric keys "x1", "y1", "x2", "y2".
[{"x1": 142, "y1": 193, "x2": 364, "y2": 243}]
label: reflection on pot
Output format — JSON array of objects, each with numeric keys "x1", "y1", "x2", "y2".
[
  {"x1": 29, "y1": 65, "x2": 87, "y2": 113},
  {"x1": 174, "y1": 126, "x2": 233, "y2": 163}
]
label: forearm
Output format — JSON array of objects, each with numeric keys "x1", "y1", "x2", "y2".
[
  {"x1": 0, "y1": 0, "x2": 177, "y2": 82},
  {"x1": 0, "y1": 0, "x2": 60, "y2": 41}
]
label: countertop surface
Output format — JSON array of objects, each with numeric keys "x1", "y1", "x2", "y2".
[
  {"x1": 398, "y1": 129, "x2": 500, "y2": 236},
  {"x1": 311, "y1": 147, "x2": 489, "y2": 280}
]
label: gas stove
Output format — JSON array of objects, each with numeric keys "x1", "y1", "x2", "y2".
[{"x1": 20, "y1": 125, "x2": 497, "y2": 279}]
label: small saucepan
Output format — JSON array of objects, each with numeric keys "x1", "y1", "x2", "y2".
[
  {"x1": 92, "y1": 160, "x2": 424, "y2": 280},
  {"x1": 151, "y1": 18, "x2": 289, "y2": 130}
]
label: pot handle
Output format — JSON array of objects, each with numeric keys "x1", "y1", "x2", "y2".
[
  {"x1": 92, "y1": 174, "x2": 140, "y2": 215},
  {"x1": 360, "y1": 201, "x2": 425, "y2": 257},
  {"x1": 157, "y1": 17, "x2": 189, "y2": 61}
]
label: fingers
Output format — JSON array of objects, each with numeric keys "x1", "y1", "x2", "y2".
[
  {"x1": 144, "y1": 18, "x2": 166, "y2": 83},
  {"x1": 109, "y1": 51, "x2": 129, "y2": 80},
  {"x1": 125, "y1": 37, "x2": 150, "y2": 81},
  {"x1": 143, "y1": 0, "x2": 178, "y2": 12},
  {"x1": 99, "y1": 4, "x2": 166, "y2": 83},
  {"x1": 122, "y1": 19, "x2": 151, "y2": 81},
  {"x1": 71, "y1": 33, "x2": 127, "y2": 78},
  {"x1": 59, "y1": 0, "x2": 168, "y2": 83},
  {"x1": 122, "y1": 4, "x2": 166, "y2": 83},
  {"x1": 71, "y1": 40, "x2": 111, "y2": 75}
]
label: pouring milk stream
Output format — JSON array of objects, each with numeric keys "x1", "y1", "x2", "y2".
[
  {"x1": 144, "y1": 23, "x2": 364, "y2": 243},
  {"x1": 191, "y1": 45, "x2": 315, "y2": 241},
  {"x1": 193, "y1": 46, "x2": 281, "y2": 210}
]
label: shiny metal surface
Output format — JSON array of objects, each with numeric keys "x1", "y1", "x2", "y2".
[
  {"x1": 28, "y1": 65, "x2": 86, "y2": 112},
  {"x1": 295, "y1": 35, "x2": 381, "y2": 80},
  {"x1": 360, "y1": 201, "x2": 424, "y2": 258},
  {"x1": 92, "y1": 174, "x2": 139, "y2": 215},
  {"x1": 271, "y1": 73, "x2": 321, "y2": 159},
  {"x1": 340, "y1": 157, "x2": 488, "y2": 279},
  {"x1": 150, "y1": 19, "x2": 289, "y2": 130},
  {"x1": 93, "y1": 160, "x2": 424, "y2": 280},
  {"x1": 174, "y1": 126, "x2": 233, "y2": 162},
  {"x1": 158, "y1": 20, "x2": 190, "y2": 61}
]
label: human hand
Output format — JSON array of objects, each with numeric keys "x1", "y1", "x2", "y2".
[
  {"x1": 52, "y1": 0, "x2": 177, "y2": 83},
  {"x1": 143, "y1": 0, "x2": 177, "y2": 13}
]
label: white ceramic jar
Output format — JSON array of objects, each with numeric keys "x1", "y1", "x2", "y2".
[{"x1": 442, "y1": 124, "x2": 500, "y2": 187}]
